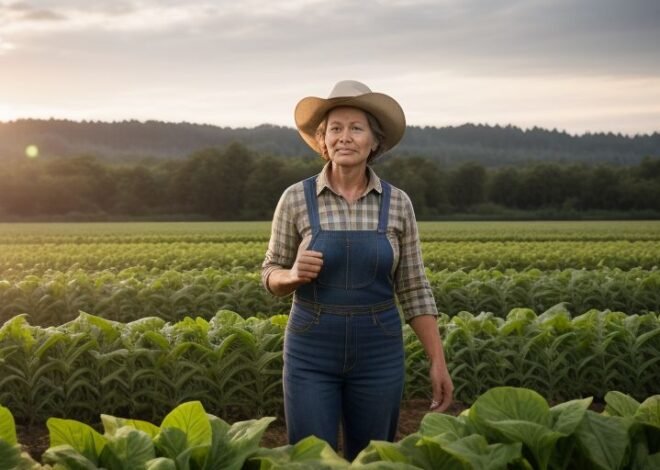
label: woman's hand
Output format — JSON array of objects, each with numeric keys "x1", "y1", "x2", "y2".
[
  {"x1": 267, "y1": 249, "x2": 323, "y2": 296},
  {"x1": 408, "y1": 314, "x2": 453, "y2": 412},
  {"x1": 289, "y1": 249, "x2": 324, "y2": 284},
  {"x1": 429, "y1": 360, "x2": 453, "y2": 412}
]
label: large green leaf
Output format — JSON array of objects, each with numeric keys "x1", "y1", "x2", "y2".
[
  {"x1": 549, "y1": 397, "x2": 591, "y2": 435},
  {"x1": 158, "y1": 401, "x2": 211, "y2": 449},
  {"x1": 78, "y1": 312, "x2": 121, "y2": 343},
  {"x1": 0, "y1": 314, "x2": 35, "y2": 351},
  {"x1": 634, "y1": 395, "x2": 660, "y2": 428},
  {"x1": 479, "y1": 421, "x2": 561, "y2": 470},
  {"x1": 470, "y1": 387, "x2": 551, "y2": 428},
  {"x1": 154, "y1": 427, "x2": 188, "y2": 461},
  {"x1": 500, "y1": 308, "x2": 537, "y2": 335},
  {"x1": 42, "y1": 444, "x2": 100, "y2": 469},
  {"x1": 419, "y1": 412, "x2": 470, "y2": 440},
  {"x1": 412, "y1": 435, "x2": 468, "y2": 470},
  {"x1": 604, "y1": 391, "x2": 640, "y2": 417},
  {"x1": 469, "y1": 387, "x2": 565, "y2": 470},
  {"x1": 537, "y1": 306, "x2": 572, "y2": 331},
  {"x1": 0, "y1": 440, "x2": 21, "y2": 470},
  {"x1": 100, "y1": 427, "x2": 155, "y2": 470},
  {"x1": 352, "y1": 434, "x2": 433, "y2": 467},
  {"x1": 176, "y1": 445, "x2": 206, "y2": 470},
  {"x1": 0, "y1": 405, "x2": 16, "y2": 445},
  {"x1": 199, "y1": 415, "x2": 275, "y2": 470},
  {"x1": 441, "y1": 434, "x2": 522, "y2": 470},
  {"x1": 248, "y1": 435, "x2": 348, "y2": 469},
  {"x1": 391, "y1": 432, "x2": 466, "y2": 469},
  {"x1": 627, "y1": 440, "x2": 660, "y2": 470},
  {"x1": 47, "y1": 417, "x2": 107, "y2": 464},
  {"x1": 101, "y1": 414, "x2": 160, "y2": 439},
  {"x1": 355, "y1": 440, "x2": 410, "y2": 464},
  {"x1": 573, "y1": 411, "x2": 629, "y2": 470}
]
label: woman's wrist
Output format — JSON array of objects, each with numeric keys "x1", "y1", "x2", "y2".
[
  {"x1": 267, "y1": 269, "x2": 297, "y2": 297},
  {"x1": 270, "y1": 268, "x2": 312, "y2": 297},
  {"x1": 429, "y1": 354, "x2": 448, "y2": 368}
]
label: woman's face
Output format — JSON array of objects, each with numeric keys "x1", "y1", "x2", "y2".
[{"x1": 324, "y1": 106, "x2": 378, "y2": 168}]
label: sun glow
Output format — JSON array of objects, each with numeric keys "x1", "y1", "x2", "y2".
[
  {"x1": 0, "y1": 105, "x2": 17, "y2": 122},
  {"x1": 25, "y1": 145, "x2": 39, "y2": 158}
]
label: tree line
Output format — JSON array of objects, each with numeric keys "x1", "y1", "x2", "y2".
[
  {"x1": 1, "y1": 142, "x2": 659, "y2": 220},
  {"x1": 1, "y1": 119, "x2": 658, "y2": 167}
]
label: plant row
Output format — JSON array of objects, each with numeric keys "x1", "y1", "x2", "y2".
[
  {"x1": 1, "y1": 308, "x2": 658, "y2": 425},
  {"x1": 2, "y1": 388, "x2": 659, "y2": 469},
  {"x1": 428, "y1": 266, "x2": 660, "y2": 319},
  {"x1": 1, "y1": 266, "x2": 659, "y2": 326},
  {"x1": 2, "y1": 240, "x2": 659, "y2": 277},
  {"x1": 2, "y1": 220, "x2": 659, "y2": 244},
  {"x1": 0, "y1": 267, "x2": 290, "y2": 326},
  {"x1": 421, "y1": 240, "x2": 660, "y2": 271}
]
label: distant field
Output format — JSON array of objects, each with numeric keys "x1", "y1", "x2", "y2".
[{"x1": 1, "y1": 220, "x2": 659, "y2": 243}]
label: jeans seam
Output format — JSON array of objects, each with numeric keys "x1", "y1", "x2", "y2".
[{"x1": 293, "y1": 298, "x2": 396, "y2": 315}]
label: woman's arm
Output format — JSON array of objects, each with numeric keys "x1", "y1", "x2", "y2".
[
  {"x1": 409, "y1": 314, "x2": 454, "y2": 411},
  {"x1": 262, "y1": 184, "x2": 324, "y2": 297},
  {"x1": 394, "y1": 190, "x2": 453, "y2": 411}
]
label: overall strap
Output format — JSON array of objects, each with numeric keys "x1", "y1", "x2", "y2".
[
  {"x1": 303, "y1": 175, "x2": 321, "y2": 235},
  {"x1": 377, "y1": 180, "x2": 392, "y2": 233}
]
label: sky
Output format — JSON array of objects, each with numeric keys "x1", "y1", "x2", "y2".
[{"x1": 1, "y1": 0, "x2": 659, "y2": 136}]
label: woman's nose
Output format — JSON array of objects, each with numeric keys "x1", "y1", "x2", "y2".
[{"x1": 339, "y1": 129, "x2": 352, "y2": 142}]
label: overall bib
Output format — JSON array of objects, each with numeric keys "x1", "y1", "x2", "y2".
[{"x1": 283, "y1": 176, "x2": 405, "y2": 461}]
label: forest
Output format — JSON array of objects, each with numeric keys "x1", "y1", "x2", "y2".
[
  {"x1": 1, "y1": 141, "x2": 659, "y2": 220},
  {"x1": 1, "y1": 118, "x2": 659, "y2": 166}
]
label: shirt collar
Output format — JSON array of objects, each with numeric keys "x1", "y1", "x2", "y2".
[{"x1": 316, "y1": 162, "x2": 383, "y2": 197}]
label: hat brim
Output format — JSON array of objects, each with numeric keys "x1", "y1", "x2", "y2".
[{"x1": 294, "y1": 93, "x2": 406, "y2": 157}]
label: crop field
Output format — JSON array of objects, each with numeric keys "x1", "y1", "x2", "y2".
[
  {"x1": 1, "y1": 221, "x2": 659, "y2": 326},
  {"x1": 1, "y1": 220, "x2": 659, "y2": 468}
]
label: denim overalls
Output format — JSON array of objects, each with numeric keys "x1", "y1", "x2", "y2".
[{"x1": 283, "y1": 175, "x2": 405, "y2": 461}]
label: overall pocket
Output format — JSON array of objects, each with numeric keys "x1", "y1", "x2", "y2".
[
  {"x1": 372, "y1": 308, "x2": 403, "y2": 337},
  {"x1": 286, "y1": 303, "x2": 319, "y2": 334}
]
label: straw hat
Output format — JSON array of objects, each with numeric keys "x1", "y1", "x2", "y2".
[{"x1": 294, "y1": 80, "x2": 406, "y2": 158}]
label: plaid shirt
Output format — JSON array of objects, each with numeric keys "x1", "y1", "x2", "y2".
[{"x1": 262, "y1": 162, "x2": 438, "y2": 322}]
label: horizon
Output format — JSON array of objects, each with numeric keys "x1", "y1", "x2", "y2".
[
  {"x1": 1, "y1": 116, "x2": 657, "y2": 139},
  {"x1": 1, "y1": 1, "x2": 659, "y2": 136}
]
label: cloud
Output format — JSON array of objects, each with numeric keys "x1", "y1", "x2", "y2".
[
  {"x1": 1, "y1": 1, "x2": 66, "y2": 23},
  {"x1": 0, "y1": 0, "x2": 657, "y2": 133},
  {"x1": 1, "y1": 0, "x2": 658, "y2": 77}
]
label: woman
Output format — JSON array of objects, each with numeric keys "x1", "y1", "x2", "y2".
[{"x1": 262, "y1": 80, "x2": 453, "y2": 460}]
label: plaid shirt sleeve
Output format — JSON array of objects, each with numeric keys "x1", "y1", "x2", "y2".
[
  {"x1": 261, "y1": 184, "x2": 303, "y2": 294},
  {"x1": 393, "y1": 190, "x2": 438, "y2": 322}
]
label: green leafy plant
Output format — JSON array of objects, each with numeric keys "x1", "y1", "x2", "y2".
[
  {"x1": 0, "y1": 405, "x2": 42, "y2": 469},
  {"x1": 354, "y1": 387, "x2": 660, "y2": 469},
  {"x1": 2, "y1": 308, "x2": 659, "y2": 424},
  {"x1": 42, "y1": 400, "x2": 274, "y2": 470}
]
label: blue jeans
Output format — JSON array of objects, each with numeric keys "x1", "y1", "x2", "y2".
[{"x1": 283, "y1": 301, "x2": 405, "y2": 461}]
